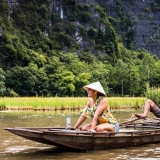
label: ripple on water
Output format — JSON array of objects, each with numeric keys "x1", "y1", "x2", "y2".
[
  {"x1": 5, "y1": 145, "x2": 52, "y2": 154},
  {"x1": 130, "y1": 158, "x2": 159, "y2": 160}
]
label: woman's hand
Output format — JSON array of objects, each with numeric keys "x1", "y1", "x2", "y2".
[{"x1": 88, "y1": 129, "x2": 96, "y2": 132}]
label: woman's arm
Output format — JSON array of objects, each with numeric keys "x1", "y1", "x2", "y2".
[
  {"x1": 73, "y1": 115, "x2": 86, "y2": 129},
  {"x1": 90, "y1": 98, "x2": 108, "y2": 131},
  {"x1": 73, "y1": 100, "x2": 91, "y2": 129}
]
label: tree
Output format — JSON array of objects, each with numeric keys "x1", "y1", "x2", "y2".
[
  {"x1": 90, "y1": 62, "x2": 110, "y2": 95},
  {"x1": 0, "y1": 68, "x2": 6, "y2": 96},
  {"x1": 127, "y1": 65, "x2": 141, "y2": 96},
  {"x1": 50, "y1": 70, "x2": 75, "y2": 97},
  {"x1": 5, "y1": 66, "x2": 49, "y2": 96},
  {"x1": 151, "y1": 61, "x2": 160, "y2": 85},
  {"x1": 115, "y1": 59, "x2": 129, "y2": 96},
  {"x1": 74, "y1": 72, "x2": 91, "y2": 96},
  {"x1": 78, "y1": 52, "x2": 95, "y2": 64},
  {"x1": 139, "y1": 53, "x2": 157, "y2": 87}
]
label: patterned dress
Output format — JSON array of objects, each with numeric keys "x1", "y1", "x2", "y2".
[{"x1": 81, "y1": 96, "x2": 118, "y2": 125}]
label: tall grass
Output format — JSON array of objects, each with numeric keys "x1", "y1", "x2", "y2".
[
  {"x1": 0, "y1": 97, "x2": 88, "y2": 110},
  {"x1": 108, "y1": 97, "x2": 146, "y2": 110},
  {"x1": 145, "y1": 87, "x2": 160, "y2": 106},
  {"x1": 0, "y1": 97, "x2": 146, "y2": 111}
]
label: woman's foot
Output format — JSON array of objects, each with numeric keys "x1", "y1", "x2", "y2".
[{"x1": 135, "y1": 114, "x2": 147, "y2": 119}]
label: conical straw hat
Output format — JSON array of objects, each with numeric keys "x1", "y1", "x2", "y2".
[{"x1": 83, "y1": 81, "x2": 106, "y2": 96}]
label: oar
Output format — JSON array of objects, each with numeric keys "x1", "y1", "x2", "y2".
[
  {"x1": 153, "y1": 117, "x2": 160, "y2": 121},
  {"x1": 119, "y1": 118, "x2": 140, "y2": 126},
  {"x1": 119, "y1": 113, "x2": 148, "y2": 126}
]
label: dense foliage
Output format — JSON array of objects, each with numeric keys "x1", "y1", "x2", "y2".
[
  {"x1": 145, "y1": 86, "x2": 160, "y2": 107},
  {"x1": 0, "y1": 0, "x2": 160, "y2": 97}
]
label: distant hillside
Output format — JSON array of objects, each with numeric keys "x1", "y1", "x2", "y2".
[
  {"x1": 1, "y1": 0, "x2": 160, "y2": 63},
  {"x1": 0, "y1": 0, "x2": 121, "y2": 67},
  {"x1": 98, "y1": 0, "x2": 160, "y2": 58}
]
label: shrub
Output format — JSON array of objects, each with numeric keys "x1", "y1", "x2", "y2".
[
  {"x1": 51, "y1": 14, "x2": 61, "y2": 22},
  {"x1": 145, "y1": 87, "x2": 160, "y2": 107},
  {"x1": 108, "y1": 16, "x2": 117, "y2": 26},
  {"x1": 65, "y1": 22, "x2": 76, "y2": 35},
  {"x1": 76, "y1": 4, "x2": 89, "y2": 11},
  {"x1": 68, "y1": 14, "x2": 76, "y2": 21},
  {"x1": 63, "y1": 0, "x2": 76, "y2": 5},
  {"x1": 78, "y1": 25, "x2": 87, "y2": 37},
  {"x1": 87, "y1": 27, "x2": 97, "y2": 39},
  {"x1": 77, "y1": 11, "x2": 91, "y2": 23}
]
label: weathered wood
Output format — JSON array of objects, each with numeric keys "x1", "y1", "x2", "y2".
[
  {"x1": 119, "y1": 118, "x2": 141, "y2": 125},
  {"x1": 126, "y1": 124, "x2": 160, "y2": 129},
  {"x1": 153, "y1": 117, "x2": 160, "y2": 121},
  {"x1": 4, "y1": 122, "x2": 160, "y2": 150}
]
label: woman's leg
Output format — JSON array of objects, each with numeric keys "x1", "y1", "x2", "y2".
[
  {"x1": 81, "y1": 124, "x2": 92, "y2": 131},
  {"x1": 95, "y1": 123, "x2": 114, "y2": 132}
]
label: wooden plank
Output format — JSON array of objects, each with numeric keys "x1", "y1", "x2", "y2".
[
  {"x1": 153, "y1": 117, "x2": 160, "y2": 121},
  {"x1": 126, "y1": 125, "x2": 160, "y2": 129},
  {"x1": 119, "y1": 118, "x2": 141, "y2": 125}
]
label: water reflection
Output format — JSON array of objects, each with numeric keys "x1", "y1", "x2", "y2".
[{"x1": 0, "y1": 110, "x2": 160, "y2": 160}]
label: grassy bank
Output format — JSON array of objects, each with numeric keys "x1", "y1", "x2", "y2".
[{"x1": 0, "y1": 97, "x2": 146, "y2": 111}]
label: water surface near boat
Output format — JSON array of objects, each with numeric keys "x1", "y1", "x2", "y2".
[{"x1": 0, "y1": 110, "x2": 159, "y2": 159}]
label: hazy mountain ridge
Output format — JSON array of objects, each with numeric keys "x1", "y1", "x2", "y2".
[
  {"x1": 2, "y1": 0, "x2": 160, "y2": 58},
  {"x1": 98, "y1": 0, "x2": 160, "y2": 57}
]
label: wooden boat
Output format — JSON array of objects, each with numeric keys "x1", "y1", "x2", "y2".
[{"x1": 4, "y1": 118, "x2": 160, "y2": 150}]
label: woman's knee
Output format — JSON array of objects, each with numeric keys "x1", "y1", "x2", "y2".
[
  {"x1": 81, "y1": 126, "x2": 87, "y2": 131},
  {"x1": 95, "y1": 126, "x2": 102, "y2": 132},
  {"x1": 95, "y1": 125, "x2": 114, "y2": 132},
  {"x1": 81, "y1": 124, "x2": 91, "y2": 131}
]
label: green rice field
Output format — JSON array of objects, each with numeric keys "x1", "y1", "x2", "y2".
[{"x1": 0, "y1": 97, "x2": 146, "y2": 111}]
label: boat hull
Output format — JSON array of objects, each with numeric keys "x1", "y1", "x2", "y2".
[
  {"x1": 4, "y1": 127, "x2": 160, "y2": 150},
  {"x1": 42, "y1": 130, "x2": 160, "y2": 149}
]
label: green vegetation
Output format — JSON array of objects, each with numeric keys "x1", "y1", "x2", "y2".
[
  {"x1": 0, "y1": 68, "x2": 6, "y2": 96},
  {"x1": 0, "y1": 97, "x2": 146, "y2": 111},
  {"x1": 0, "y1": 1, "x2": 160, "y2": 98},
  {"x1": 145, "y1": 86, "x2": 160, "y2": 107},
  {"x1": 108, "y1": 97, "x2": 146, "y2": 110}
]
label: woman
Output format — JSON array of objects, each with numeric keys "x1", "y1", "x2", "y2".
[{"x1": 73, "y1": 81, "x2": 119, "y2": 132}]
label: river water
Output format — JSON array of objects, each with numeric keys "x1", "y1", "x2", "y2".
[{"x1": 0, "y1": 110, "x2": 160, "y2": 160}]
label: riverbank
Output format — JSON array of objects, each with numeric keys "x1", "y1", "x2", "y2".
[{"x1": 0, "y1": 97, "x2": 146, "y2": 111}]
